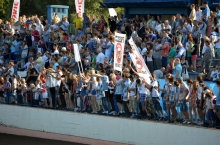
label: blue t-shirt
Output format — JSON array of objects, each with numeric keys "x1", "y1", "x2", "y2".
[
  {"x1": 173, "y1": 63, "x2": 182, "y2": 79},
  {"x1": 203, "y1": 7, "x2": 210, "y2": 20},
  {"x1": 52, "y1": 62, "x2": 59, "y2": 71}
]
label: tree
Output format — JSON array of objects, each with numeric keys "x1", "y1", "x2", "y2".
[
  {"x1": 0, "y1": 0, "x2": 10, "y2": 20},
  {"x1": 3, "y1": 0, "x2": 124, "y2": 22}
]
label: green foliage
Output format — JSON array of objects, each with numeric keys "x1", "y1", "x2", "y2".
[
  {"x1": 0, "y1": 0, "x2": 10, "y2": 20},
  {"x1": 1, "y1": 0, "x2": 124, "y2": 22}
]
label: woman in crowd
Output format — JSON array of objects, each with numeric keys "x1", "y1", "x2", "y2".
[{"x1": 187, "y1": 80, "x2": 198, "y2": 123}]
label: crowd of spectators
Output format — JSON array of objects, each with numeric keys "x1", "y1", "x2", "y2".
[{"x1": 0, "y1": 1, "x2": 220, "y2": 128}]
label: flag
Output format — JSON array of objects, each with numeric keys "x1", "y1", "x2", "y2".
[
  {"x1": 11, "y1": 0, "x2": 20, "y2": 21},
  {"x1": 128, "y1": 37, "x2": 151, "y2": 83},
  {"x1": 114, "y1": 32, "x2": 126, "y2": 72},
  {"x1": 73, "y1": 44, "x2": 81, "y2": 62},
  {"x1": 75, "y1": 0, "x2": 85, "y2": 17}
]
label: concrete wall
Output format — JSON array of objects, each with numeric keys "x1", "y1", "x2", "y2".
[{"x1": 0, "y1": 105, "x2": 219, "y2": 145}]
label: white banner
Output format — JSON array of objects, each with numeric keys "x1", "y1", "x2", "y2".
[
  {"x1": 75, "y1": 0, "x2": 85, "y2": 17},
  {"x1": 73, "y1": 44, "x2": 81, "y2": 62},
  {"x1": 128, "y1": 37, "x2": 151, "y2": 83},
  {"x1": 11, "y1": 0, "x2": 20, "y2": 21},
  {"x1": 108, "y1": 8, "x2": 117, "y2": 17},
  {"x1": 114, "y1": 32, "x2": 126, "y2": 72}
]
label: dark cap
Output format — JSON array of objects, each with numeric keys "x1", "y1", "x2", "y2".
[{"x1": 203, "y1": 1, "x2": 208, "y2": 4}]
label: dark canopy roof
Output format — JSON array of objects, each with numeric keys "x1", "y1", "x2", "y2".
[{"x1": 100, "y1": 0, "x2": 191, "y2": 8}]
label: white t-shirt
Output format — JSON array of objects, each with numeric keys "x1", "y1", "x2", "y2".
[
  {"x1": 54, "y1": 71, "x2": 63, "y2": 87},
  {"x1": 197, "y1": 86, "x2": 203, "y2": 100},
  {"x1": 36, "y1": 24, "x2": 44, "y2": 35},
  {"x1": 137, "y1": 83, "x2": 148, "y2": 94},
  {"x1": 179, "y1": 82, "x2": 189, "y2": 100},
  {"x1": 96, "y1": 52, "x2": 105, "y2": 64},
  {"x1": 206, "y1": 96, "x2": 216, "y2": 110},
  {"x1": 151, "y1": 80, "x2": 160, "y2": 97},
  {"x1": 196, "y1": 10, "x2": 202, "y2": 21}
]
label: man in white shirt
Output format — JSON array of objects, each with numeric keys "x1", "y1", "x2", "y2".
[
  {"x1": 196, "y1": 6, "x2": 202, "y2": 22},
  {"x1": 36, "y1": 19, "x2": 44, "y2": 35},
  {"x1": 189, "y1": 4, "x2": 196, "y2": 21},
  {"x1": 96, "y1": 48, "x2": 105, "y2": 70}
]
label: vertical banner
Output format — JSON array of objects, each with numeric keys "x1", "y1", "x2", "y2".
[
  {"x1": 114, "y1": 32, "x2": 126, "y2": 72},
  {"x1": 75, "y1": 0, "x2": 85, "y2": 17},
  {"x1": 73, "y1": 44, "x2": 81, "y2": 62},
  {"x1": 128, "y1": 37, "x2": 151, "y2": 83},
  {"x1": 11, "y1": 0, "x2": 20, "y2": 21}
]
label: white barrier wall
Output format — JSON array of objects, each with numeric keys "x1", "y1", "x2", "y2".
[{"x1": 0, "y1": 104, "x2": 219, "y2": 145}]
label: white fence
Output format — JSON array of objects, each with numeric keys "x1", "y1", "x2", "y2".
[{"x1": 0, "y1": 104, "x2": 219, "y2": 145}]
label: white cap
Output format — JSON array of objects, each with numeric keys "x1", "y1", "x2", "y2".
[{"x1": 61, "y1": 47, "x2": 67, "y2": 51}]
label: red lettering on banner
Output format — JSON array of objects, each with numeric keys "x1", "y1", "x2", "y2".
[
  {"x1": 11, "y1": 2, "x2": 19, "y2": 19},
  {"x1": 78, "y1": 0, "x2": 83, "y2": 4},
  {"x1": 14, "y1": 2, "x2": 19, "y2": 6}
]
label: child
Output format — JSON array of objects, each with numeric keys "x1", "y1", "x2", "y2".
[{"x1": 210, "y1": 66, "x2": 219, "y2": 81}]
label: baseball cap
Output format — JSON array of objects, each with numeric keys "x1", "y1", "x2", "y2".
[{"x1": 203, "y1": 1, "x2": 208, "y2": 4}]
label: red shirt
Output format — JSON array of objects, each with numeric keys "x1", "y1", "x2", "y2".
[{"x1": 32, "y1": 30, "x2": 39, "y2": 42}]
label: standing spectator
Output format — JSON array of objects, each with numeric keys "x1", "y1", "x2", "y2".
[
  {"x1": 96, "y1": 48, "x2": 105, "y2": 70},
  {"x1": 203, "y1": 1, "x2": 210, "y2": 22},
  {"x1": 24, "y1": 30, "x2": 32, "y2": 47},
  {"x1": 74, "y1": 13, "x2": 82, "y2": 35},
  {"x1": 137, "y1": 22, "x2": 145, "y2": 38},
  {"x1": 202, "y1": 40, "x2": 212, "y2": 76},
  {"x1": 173, "y1": 58, "x2": 182, "y2": 80},
  {"x1": 196, "y1": 6, "x2": 203, "y2": 22},
  {"x1": 32, "y1": 25, "x2": 40, "y2": 47},
  {"x1": 82, "y1": 13, "x2": 90, "y2": 33},
  {"x1": 189, "y1": 4, "x2": 196, "y2": 21},
  {"x1": 146, "y1": 43, "x2": 154, "y2": 73},
  {"x1": 161, "y1": 40, "x2": 170, "y2": 68},
  {"x1": 36, "y1": 19, "x2": 44, "y2": 35},
  {"x1": 60, "y1": 16, "x2": 69, "y2": 32},
  {"x1": 109, "y1": 16, "x2": 116, "y2": 33},
  {"x1": 3, "y1": 77, "x2": 11, "y2": 104},
  {"x1": 178, "y1": 77, "x2": 190, "y2": 124},
  {"x1": 153, "y1": 39, "x2": 162, "y2": 70},
  {"x1": 187, "y1": 80, "x2": 198, "y2": 124}
]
